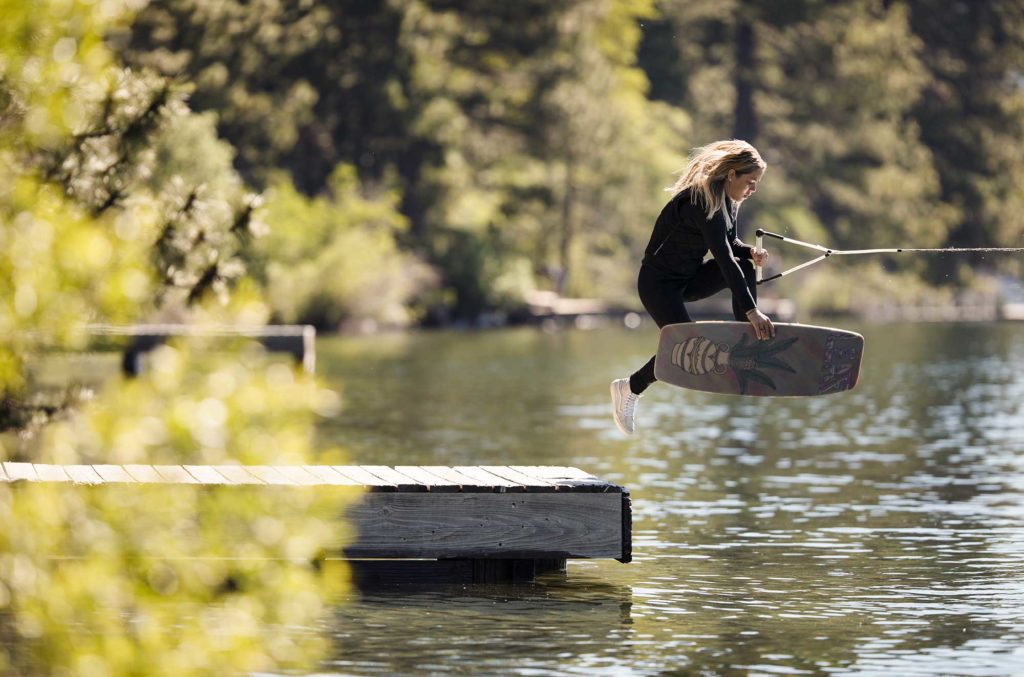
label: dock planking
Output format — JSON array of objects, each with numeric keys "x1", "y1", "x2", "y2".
[{"x1": 0, "y1": 463, "x2": 632, "y2": 584}]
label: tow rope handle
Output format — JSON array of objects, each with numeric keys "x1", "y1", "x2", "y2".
[
  {"x1": 752, "y1": 228, "x2": 1023, "y2": 286},
  {"x1": 755, "y1": 228, "x2": 832, "y2": 285}
]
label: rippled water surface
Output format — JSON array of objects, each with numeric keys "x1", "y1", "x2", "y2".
[{"x1": 316, "y1": 322, "x2": 1024, "y2": 675}]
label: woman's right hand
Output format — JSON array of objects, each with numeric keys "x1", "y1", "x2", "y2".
[{"x1": 746, "y1": 308, "x2": 775, "y2": 341}]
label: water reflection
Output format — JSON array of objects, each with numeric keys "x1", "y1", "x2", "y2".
[
  {"x1": 320, "y1": 322, "x2": 1024, "y2": 675},
  {"x1": 327, "y1": 574, "x2": 635, "y2": 675}
]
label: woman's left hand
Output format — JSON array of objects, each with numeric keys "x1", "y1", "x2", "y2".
[
  {"x1": 746, "y1": 308, "x2": 775, "y2": 341},
  {"x1": 751, "y1": 247, "x2": 770, "y2": 267}
]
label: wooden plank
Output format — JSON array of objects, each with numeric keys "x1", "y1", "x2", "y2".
[
  {"x1": 211, "y1": 465, "x2": 264, "y2": 485},
  {"x1": 360, "y1": 466, "x2": 428, "y2": 491},
  {"x1": 303, "y1": 465, "x2": 362, "y2": 486},
  {"x1": 393, "y1": 466, "x2": 462, "y2": 492},
  {"x1": 247, "y1": 466, "x2": 294, "y2": 485},
  {"x1": 620, "y1": 489, "x2": 633, "y2": 564},
  {"x1": 513, "y1": 466, "x2": 597, "y2": 481},
  {"x1": 34, "y1": 464, "x2": 71, "y2": 482},
  {"x1": 184, "y1": 465, "x2": 229, "y2": 484},
  {"x1": 4, "y1": 462, "x2": 38, "y2": 481},
  {"x1": 65, "y1": 465, "x2": 103, "y2": 484},
  {"x1": 510, "y1": 466, "x2": 615, "y2": 492},
  {"x1": 452, "y1": 466, "x2": 525, "y2": 491},
  {"x1": 480, "y1": 466, "x2": 557, "y2": 492},
  {"x1": 342, "y1": 492, "x2": 624, "y2": 560},
  {"x1": 93, "y1": 465, "x2": 137, "y2": 483},
  {"x1": 418, "y1": 465, "x2": 500, "y2": 491},
  {"x1": 123, "y1": 465, "x2": 167, "y2": 483},
  {"x1": 273, "y1": 465, "x2": 321, "y2": 486},
  {"x1": 154, "y1": 465, "x2": 200, "y2": 484},
  {"x1": 332, "y1": 466, "x2": 397, "y2": 490}
]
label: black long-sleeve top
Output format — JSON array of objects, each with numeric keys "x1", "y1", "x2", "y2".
[{"x1": 641, "y1": 187, "x2": 756, "y2": 313}]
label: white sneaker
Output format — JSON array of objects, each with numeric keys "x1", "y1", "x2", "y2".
[{"x1": 610, "y1": 378, "x2": 640, "y2": 435}]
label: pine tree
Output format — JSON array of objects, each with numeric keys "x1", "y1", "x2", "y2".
[{"x1": 904, "y1": 0, "x2": 1024, "y2": 252}]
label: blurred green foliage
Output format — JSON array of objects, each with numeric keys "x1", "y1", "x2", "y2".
[
  {"x1": 1, "y1": 1, "x2": 357, "y2": 673},
  {"x1": 0, "y1": 0, "x2": 264, "y2": 424},
  {"x1": 0, "y1": 344, "x2": 354, "y2": 676},
  {"x1": 2, "y1": 0, "x2": 153, "y2": 425}
]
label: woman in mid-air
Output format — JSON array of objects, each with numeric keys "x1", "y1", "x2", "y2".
[{"x1": 611, "y1": 139, "x2": 775, "y2": 435}]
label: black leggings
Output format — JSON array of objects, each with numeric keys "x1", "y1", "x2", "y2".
[{"x1": 628, "y1": 258, "x2": 757, "y2": 394}]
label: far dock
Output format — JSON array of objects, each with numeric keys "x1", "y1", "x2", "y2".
[{"x1": 85, "y1": 323, "x2": 317, "y2": 376}]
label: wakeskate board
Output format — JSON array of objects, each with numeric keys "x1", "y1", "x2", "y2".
[{"x1": 654, "y1": 321, "x2": 864, "y2": 397}]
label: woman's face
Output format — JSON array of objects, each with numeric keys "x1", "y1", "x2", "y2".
[{"x1": 725, "y1": 168, "x2": 764, "y2": 203}]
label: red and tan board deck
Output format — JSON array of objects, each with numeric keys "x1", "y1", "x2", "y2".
[{"x1": 654, "y1": 321, "x2": 864, "y2": 397}]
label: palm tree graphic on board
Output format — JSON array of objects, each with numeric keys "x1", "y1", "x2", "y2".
[{"x1": 671, "y1": 333, "x2": 800, "y2": 394}]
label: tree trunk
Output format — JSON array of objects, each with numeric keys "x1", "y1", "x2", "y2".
[
  {"x1": 556, "y1": 158, "x2": 576, "y2": 296},
  {"x1": 733, "y1": 18, "x2": 758, "y2": 143}
]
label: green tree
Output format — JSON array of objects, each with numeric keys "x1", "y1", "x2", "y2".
[
  {"x1": 758, "y1": 1, "x2": 956, "y2": 252},
  {"x1": 253, "y1": 165, "x2": 435, "y2": 330},
  {"x1": 643, "y1": 0, "x2": 958, "y2": 279},
  {"x1": 0, "y1": 4, "x2": 264, "y2": 428},
  {"x1": 904, "y1": 0, "x2": 1024, "y2": 254},
  {"x1": 120, "y1": 0, "x2": 690, "y2": 319},
  {"x1": 1, "y1": 0, "x2": 155, "y2": 425},
  {"x1": 121, "y1": 0, "x2": 438, "y2": 317},
  {"x1": 0, "y1": 2, "x2": 355, "y2": 672},
  {"x1": 542, "y1": 0, "x2": 689, "y2": 297}
]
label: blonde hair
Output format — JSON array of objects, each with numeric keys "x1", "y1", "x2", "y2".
[{"x1": 668, "y1": 139, "x2": 767, "y2": 218}]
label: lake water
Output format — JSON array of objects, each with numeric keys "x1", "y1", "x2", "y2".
[{"x1": 315, "y1": 321, "x2": 1024, "y2": 676}]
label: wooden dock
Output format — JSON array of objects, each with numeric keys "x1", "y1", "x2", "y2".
[
  {"x1": 86, "y1": 323, "x2": 317, "y2": 376},
  {"x1": 0, "y1": 463, "x2": 631, "y2": 586}
]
